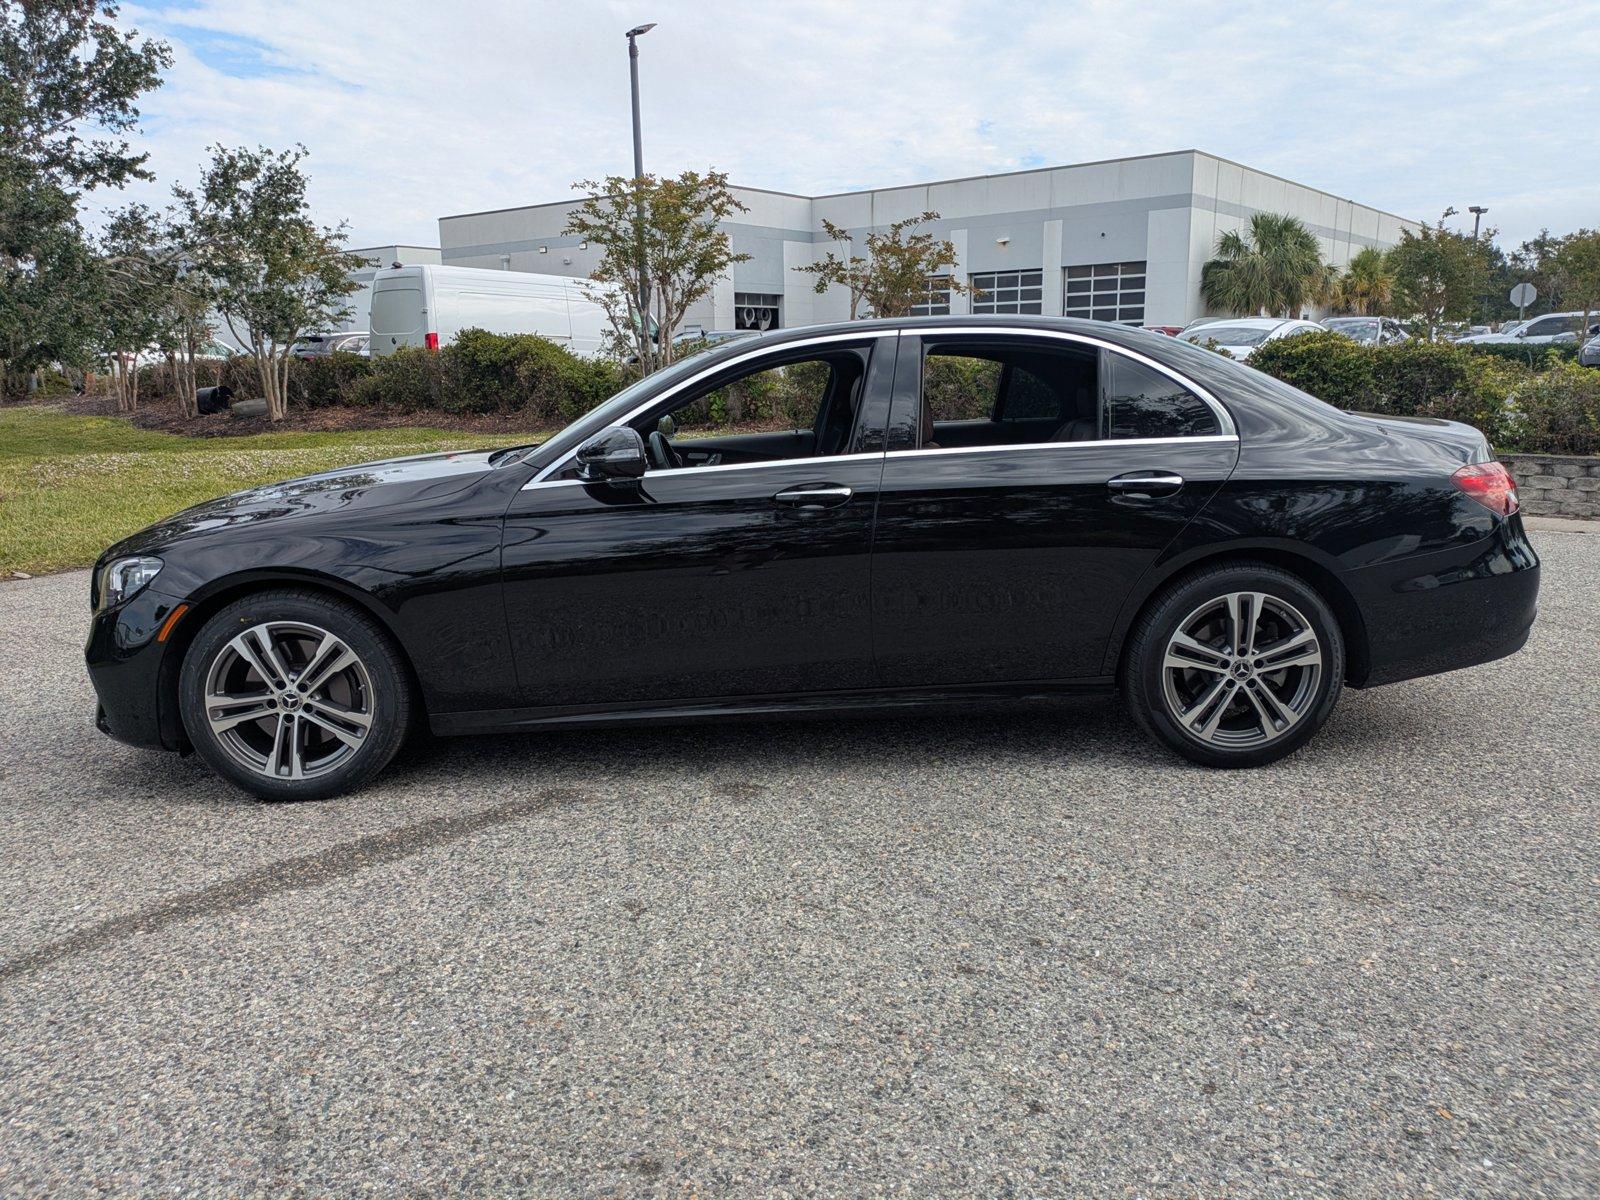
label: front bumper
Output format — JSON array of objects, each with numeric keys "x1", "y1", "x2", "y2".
[
  {"x1": 1350, "y1": 513, "x2": 1540, "y2": 688},
  {"x1": 85, "y1": 585, "x2": 191, "y2": 751}
]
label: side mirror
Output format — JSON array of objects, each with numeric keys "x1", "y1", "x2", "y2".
[{"x1": 575, "y1": 426, "x2": 647, "y2": 483}]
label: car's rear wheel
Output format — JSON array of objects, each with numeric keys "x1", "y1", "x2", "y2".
[
  {"x1": 179, "y1": 590, "x2": 412, "y2": 800},
  {"x1": 1122, "y1": 563, "x2": 1344, "y2": 768}
]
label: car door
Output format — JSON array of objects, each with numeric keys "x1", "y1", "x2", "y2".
[
  {"x1": 498, "y1": 332, "x2": 896, "y2": 713},
  {"x1": 869, "y1": 329, "x2": 1240, "y2": 688}
]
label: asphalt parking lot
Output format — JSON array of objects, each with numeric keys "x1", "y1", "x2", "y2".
[{"x1": 1, "y1": 530, "x2": 1597, "y2": 1198}]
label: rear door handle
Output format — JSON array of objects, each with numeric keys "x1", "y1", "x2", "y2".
[
  {"x1": 773, "y1": 484, "x2": 853, "y2": 509},
  {"x1": 1107, "y1": 471, "x2": 1184, "y2": 498}
]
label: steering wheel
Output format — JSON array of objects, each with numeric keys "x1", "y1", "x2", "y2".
[{"x1": 647, "y1": 430, "x2": 683, "y2": 471}]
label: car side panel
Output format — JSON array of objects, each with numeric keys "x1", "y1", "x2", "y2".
[{"x1": 1093, "y1": 359, "x2": 1540, "y2": 684}]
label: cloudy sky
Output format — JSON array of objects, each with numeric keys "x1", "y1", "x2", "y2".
[{"x1": 101, "y1": 0, "x2": 1598, "y2": 251}]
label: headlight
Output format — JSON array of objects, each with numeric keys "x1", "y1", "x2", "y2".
[{"x1": 99, "y1": 556, "x2": 163, "y2": 609}]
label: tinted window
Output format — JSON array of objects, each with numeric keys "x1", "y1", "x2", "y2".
[
  {"x1": 1525, "y1": 317, "x2": 1570, "y2": 337},
  {"x1": 1000, "y1": 366, "x2": 1059, "y2": 421},
  {"x1": 1102, "y1": 353, "x2": 1219, "y2": 440},
  {"x1": 918, "y1": 339, "x2": 1098, "y2": 448},
  {"x1": 923, "y1": 354, "x2": 1002, "y2": 422}
]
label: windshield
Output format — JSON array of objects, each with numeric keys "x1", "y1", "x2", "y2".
[
  {"x1": 1180, "y1": 323, "x2": 1274, "y2": 348},
  {"x1": 1325, "y1": 318, "x2": 1379, "y2": 343}
]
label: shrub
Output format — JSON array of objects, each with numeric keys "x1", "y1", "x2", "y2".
[
  {"x1": 1460, "y1": 341, "x2": 1580, "y2": 368},
  {"x1": 347, "y1": 348, "x2": 444, "y2": 409},
  {"x1": 289, "y1": 352, "x2": 373, "y2": 408},
  {"x1": 441, "y1": 327, "x2": 622, "y2": 421},
  {"x1": 1248, "y1": 334, "x2": 1514, "y2": 445},
  {"x1": 1501, "y1": 363, "x2": 1600, "y2": 456},
  {"x1": 1245, "y1": 332, "x2": 1375, "y2": 402}
]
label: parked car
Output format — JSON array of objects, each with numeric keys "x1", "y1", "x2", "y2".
[
  {"x1": 1143, "y1": 325, "x2": 1184, "y2": 337},
  {"x1": 1457, "y1": 312, "x2": 1600, "y2": 345},
  {"x1": 1323, "y1": 316, "x2": 1410, "y2": 346},
  {"x1": 87, "y1": 315, "x2": 1539, "y2": 800},
  {"x1": 369, "y1": 265, "x2": 623, "y2": 358},
  {"x1": 674, "y1": 329, "x2": 758, "y2": 350},
  {"x1": 1581, "y1": 333, "x2": 1600, "y2": 368},
  {"x1": 1177, "y1": 317, "x2": 1325, "y2": 360},
  {"x1": 291, "y1": 331, "x2": 369, "y2": 359}
]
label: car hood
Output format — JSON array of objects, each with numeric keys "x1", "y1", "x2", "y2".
[{"x1": 102, "y1": 447, "x2": 507, "y2": 562}]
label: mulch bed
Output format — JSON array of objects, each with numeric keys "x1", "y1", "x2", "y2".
[{"x1": 7, "y1": 390, "x2": 539, "y2": 439}]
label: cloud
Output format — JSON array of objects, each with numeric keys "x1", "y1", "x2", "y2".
[{"x1": 96, "y1": 0, "x2": 1599, "y2": 250}]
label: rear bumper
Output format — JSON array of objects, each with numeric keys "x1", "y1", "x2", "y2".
[
  {"x1": 85, "y1": 586, "x2": 190, "y2": 751},
  {"x1": 1350, "y1": 514, "x2": 1540, "y2": 688}
]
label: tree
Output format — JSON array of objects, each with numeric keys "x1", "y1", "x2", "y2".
[
  {"x1": 95, "y1": 204, "x2": 169, "y2": 411},
  {"x1": 1552, "y1": 230, "x2": 1600, "y2": 348},
  {"x1": 1329, "y1": 247, "x2": 1394, "y2": 315},
  {"x1": 793, "y1": 212, "x2": 964, "y2": 320},
  {"x1": 1388, "y1": 209, "x2": 1496, "y2": 339},
  {"x1": 177, "y1": 145, "x2": 359, "y2": 420},
  {"x1": 0, "y1": 0, "x2": 170, "y2": 393},
  {"x1": 564, "y1": 170, "x2": 750, "y2": 373},
  {"x1": 1200, "y1": 212, "x2": 1333, "y2": 318},
  {"x1": 1509, "y1": 229, "x2": 1569, "y2": 314}
]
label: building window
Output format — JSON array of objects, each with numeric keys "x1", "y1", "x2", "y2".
[
  {"x1": 910, "y1": 276, "x2": 953, "y2": 317},
  {"x1": 1064, "y1": 261, "x2": 1146, "y2": 324},
  {"x1": 969, "y1": 269, "x2": 1043, "y2": 315},
  {"x1": 734, "y1": 292, "x2": 781, "y2": 331}
]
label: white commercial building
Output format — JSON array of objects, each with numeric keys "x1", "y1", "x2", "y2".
[{"x1": 436, "y1": 149, "x2": 1419, "y2": 333}]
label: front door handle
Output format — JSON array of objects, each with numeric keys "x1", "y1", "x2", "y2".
[
  {"x1": 773, "y1": 484, "x2": 853, "y2": 509},
  {"x1": 1107, "y1": 471, "x2": 1185, "y2": 498}
]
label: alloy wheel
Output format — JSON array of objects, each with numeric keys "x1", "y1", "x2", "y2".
[
  {"x1": 1159, "y1": 591, "x2": 1324, "y2": 750},
  {"x1": 202, "y1": 620, "x2": 375, "y2": 781}
]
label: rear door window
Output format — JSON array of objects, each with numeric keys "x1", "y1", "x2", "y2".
[
  {"x1": 1101, "y1": 352, "x2": 1220, "y2": 440},
  {"x1": 917, "y1": 339, "x2": 1098, "y2": 448}
]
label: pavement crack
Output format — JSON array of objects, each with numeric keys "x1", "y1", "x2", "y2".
[{"x1": 0, "y1": 787, "x2": 584, "y2": 986}]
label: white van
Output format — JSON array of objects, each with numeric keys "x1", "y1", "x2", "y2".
[{"x1": 369, "y1": 265, "x2": 620, "y2": 358}]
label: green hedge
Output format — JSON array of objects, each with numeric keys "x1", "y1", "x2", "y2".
[
  {"x1": 1460, "y1": 341, "x2": 1580, "y2": 368},
  {"x1": 135, "y1": 330, "x2": 624, "y2": 423},
  {"x1": 1246, "y1": 332, "x2": 1600, "y2": 455}
]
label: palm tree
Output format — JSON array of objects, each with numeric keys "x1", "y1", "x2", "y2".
[
  {"x1": 1200, "y1": 213, "x2": 1333, "y2": 318},
  {"x1": 1330, "y1": 247, "x2": 1394, "y2": 315}
]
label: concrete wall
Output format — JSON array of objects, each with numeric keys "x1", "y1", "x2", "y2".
[{"x1": 436, "y1": 150, "x2": 1420, "y2": 333}]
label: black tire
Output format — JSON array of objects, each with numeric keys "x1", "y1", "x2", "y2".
[
  {"x1": 179, "y1": 589, "x2": 413, "y2": 800},
  {"x1": 1121, "y1": 562, "x2": 1345, "y2": 768}
]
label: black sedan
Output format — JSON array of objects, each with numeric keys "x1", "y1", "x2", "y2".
[{"x1": 87, "y1": 317, "x2": 1540, "y2": 800}]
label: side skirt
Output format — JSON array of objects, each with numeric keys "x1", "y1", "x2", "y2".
[{"x1": 430, "y1": 677, "x2": 1117, "y2": 736}]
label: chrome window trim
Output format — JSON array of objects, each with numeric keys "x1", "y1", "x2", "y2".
[
  {"x1": 520, "y1": 436, "x2": 1239, "y2": 493},
  {"x1": 522, "y1": 331, "x2": 897, "y2": 489},
  {"x1": 522, "y1": 450, "x2": 888, "y2": 491},
  {"x1": 905, "y1": 323, "x2": 1238, "y2": 438},
  {"x1": 882, "y1": 434, "x2": 1239, "y2": 461}
]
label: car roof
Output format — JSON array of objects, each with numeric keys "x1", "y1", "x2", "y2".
[{"x1": 1184, "y1": 317, "x2": 1296, "y2": 330}]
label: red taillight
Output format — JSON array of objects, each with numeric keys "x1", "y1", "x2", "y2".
[
  {"x1": 1452, "y1": 461, "x2": 1518, "y2": 517},
  {"x1": 424, "y1": 332, "x2": 439, "y2": 352}
]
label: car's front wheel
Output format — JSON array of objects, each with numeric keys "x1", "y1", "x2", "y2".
[
  {"x1": 179, "y1": 590, "x2": 412, "y2": 800},
  {"x1": 1122, "y1": 563, "x2": 1345, "y2": 768}
]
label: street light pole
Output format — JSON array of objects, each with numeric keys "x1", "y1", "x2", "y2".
[
  {"x1": 1467, "y1": 206, "x2": 1490, "y2": 327},
  {"x1": 626, "y1": 23, "x2": 656, "y2": 366}
]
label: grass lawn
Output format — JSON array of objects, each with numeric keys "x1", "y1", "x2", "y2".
[{"x1": 0, "y1": 406, "x2": 540, "y2": 575}]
